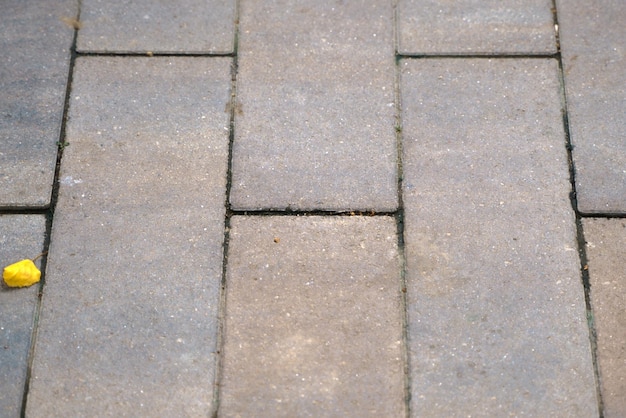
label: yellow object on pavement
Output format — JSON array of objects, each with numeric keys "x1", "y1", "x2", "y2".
[{"x1": 3, "y1": 259, "x2": 41, "y2": 288}]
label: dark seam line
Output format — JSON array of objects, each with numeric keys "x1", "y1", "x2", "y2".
[
  {"x1": 0, "y1": 208, "x2": 49, "y2": 215},
  {"x1": 552, "y1": 1, "x2": 605, "y2": 416},
  {"x1": 212, "y1": 2, "x2": 241, "y2": 416},
  {"x1": 76, "y1": 51, "x2": 235, "y2": 58},
  {"x1": 19, "y1": 3, "x2": 82, "y2": 417},
  {"x1": 392, "y1": 1, "x2": 412, "y2": 415},
  {"x1": 397, "y1": 53, "x2": 559, "y2": 59},
  {"x1": 578, "y1": 212, "x2": 626, "y2": 219},
  {"x1": 227, "y1": 209, "x2": 397, "y2": 217}
]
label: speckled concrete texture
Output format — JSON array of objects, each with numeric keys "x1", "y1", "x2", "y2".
[
  {"x1": 220, "y1": 216, "x2": 405, "y2": 417},
  {"x1": 583, "y1": 218, "x2": 626, "y2": 418},
  {"x1": 401, "y1": 58, "x2": 598, "y2": 416},
  {"x1": 0, "y1": 215, "x2": 46, "y2": 417},
  {"x1": 2, "y1": 0, "x2": 620, "y2": 416},
  {"x1": 25, "y1": 57, "x2": 231, "y2": 417},
  {"x1": 230, "y1": 0, "x2": 398, "y2": 211},
  {"x1": 557, "y1": 0, "x2": 626, "y2": 214},
  {"x1": 397, "y1": 0, "x2": 556, "y2": 55},
  {"x1": 77, "y1": 0, "x2": 236, "y2": 53},
  {"x1": 0, "y1": 0, "x2": 77, "y2": 208}
]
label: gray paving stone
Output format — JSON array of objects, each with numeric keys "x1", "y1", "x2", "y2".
[
  {"x1": 230, "y1": 0, "x2": 397, "y2": 211},
  {"x1": 0, "y1": 0, "x2": 76, "y2": 208},
  {"x1": 76, "y1": 0, "x2": 236, "y2": 53},
  {"x1": 401, "y1": 59, "x2": 598, "y2": 416},
  {"x1": 582, "y1": 219, "x2": 626, "y2": 418},
  {"x1": 25, "y1": 57, "x2": 231, "y2": 417},
  {"x1": 0, "y1": 215, "x2": 46, "y2": 417},
  {"x1": 220, "y1": 216, "x2": 405, "y2": 417},
  {"x1": 557, "y1": 0, "x2": 626, "y2": 214},
  {"x1": 397, "y1": 0, "x2": 556, "y2": 55}
]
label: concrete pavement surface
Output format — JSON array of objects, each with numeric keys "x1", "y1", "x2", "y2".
[
  {"x1": 0, "y1": 0, "x2": 76, "y2": 208},
  {"x1": 1, "y1": 0, "x2": 624, "y2": 417},
  {"x1": 401, "y1": 58, "x2": 596, "y2": 416},
  {"x1": 557, "y1": 0, "x2": 626, "y2": 214}
]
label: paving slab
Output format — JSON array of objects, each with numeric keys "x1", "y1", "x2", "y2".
[
  {"x1": 230, "y1": 0, "x2": 397, "y2": 211},
  {"x1": 25, "y1": 57, "x2": 231, "y2": 417},
  {"x1": 557, "y1": 0, "x2": 626, "y2": 214},
  {"x1": 0, "y1": 215, "x2": 46, "y2": 417},
  {"x1": 76, "y1": 0, "x2": 236, "y2": 54},
  {"x1": 582, "y1": 219, "x2": 626, "y2": 418},
  {"x1": 397, "y1": 0, "x2": 556, "y2": 55},
  {"x1": 0, "y1": 0, "x2": 76, "y2": 208},
  {"x1": 401, "y1": 58, "x2": 598, "y2": 416},
  {"x1": 220, "y1": 216, "x2": 405, "y2": 417}
]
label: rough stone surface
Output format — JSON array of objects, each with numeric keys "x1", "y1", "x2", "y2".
[
  {"x1": 77, "y1": 0, "x2": 236, "y2": 53},
  {"x1": 0, "y1": 0, "x2": 76, "y2": 208},
  {"x1": 557, "y1": 0, "x2": 626, "y2": 214},
  {"x1": 401, "y1": 59, "x2": 598, "y2": 416},
  {"x1": 230, "y1": 0, "x2": 397, "y2": 211},
  {"x1": 25, "y1": 57, "x2": 231, "y2": 417},
  {"x1": 0, "y1": 215, "x2": 46, "y2": 417},
  {"x1": 220, "y1": 216, "x2": 405, "y2": 417},
  {"x1": 397, "y1": 0, "x2": 556, "y2": 55},
  {"x1": 583, "y1": 219, "x2": 626, "y2": 418}
]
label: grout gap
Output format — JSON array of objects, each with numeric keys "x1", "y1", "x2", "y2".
[
  {"x1": 393, "y1": 0, "x2": 412, "y2": 415},
  {"x1": 0, "y1": 208, "x2": 49, "y2": 216},
  {"x1": 76, "y1": 51, "x2": 235, "y2": 58},
  {"x1": 212, "y1": 1, "x2": 241, "y2": 415},
  {"x1": 552, "y1": 1, "x2": 605, "y2": 416},
  {"x1": 228, "y1": 209, "x2": 396, "y2": 217},
  {"x1": 397, "y1": 53, "x2": 558, "y2": 59},
  {"x1": 578, "y1": 212, "x2": 626, "y2": 219},
  {"x1": 19, "y1": 2, "x2": 82, "y2": 416}
]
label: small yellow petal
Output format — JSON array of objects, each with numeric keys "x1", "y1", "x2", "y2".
[{"x1": 3, "y1": 259, "x2": 41, "y2": 288}]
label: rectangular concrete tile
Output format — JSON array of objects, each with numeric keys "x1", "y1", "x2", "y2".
[
  {"x1": 220, "y1": 216, "x2": 405, "y2": 417},
  {"x1": 0, "y1": 0, "x2": 76, "y2": 208},
  {"x1": 25, "y1": 57, "x2": 231, "y2": 417},
  {"x1": 582, "y1": 219, "x2": 626, "y2": 418},
  {"x1": 397, "y1": 0, "x2": 556, "y2": 55},
  {"x1": 401, "y1": 59, "x2": 598, "y2": 416},
  {"x1": 76, "y1": 0, "x2": 235, "y2": 53},
  {"x1": 0, "y1": 215, "x2": 46, "y2": 417},
  {"x1": 230, "y1": 0, "x2": 397, "y2": 211},
  {"x1": 557, "y1": 0, "x2": 626, "y2": 214}
]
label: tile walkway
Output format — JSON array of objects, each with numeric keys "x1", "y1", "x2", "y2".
[{"x1": 1, "y1": 0, "x2": 624, "y2": 416}]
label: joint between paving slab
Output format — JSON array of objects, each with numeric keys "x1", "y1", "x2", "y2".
[
  {"x1": 550, "y1": 0, "x2": 561, "y2": 52},
  {"x1": 213, "y1": 0, "x2": 241, "y2": 415},
  {"x1": 573, "y1": 217, "x2": 605, "y2": 418},
  {"x1": 227, "y1": 209, "x2": 397, "y2": 217},
  {"x1": 19, "y1": 6, "x2": 82, "y2": 415},
  {"x1": 553, "y1": 3, "x2": 605, "y2": 413},
  {"x1": 396, "y1": 53, "x2": 559, "y2": 60},
  {"x1": 393, "y1": 200, "x2": 412, "y2": 418},
  {"x1": 213, "y1": 208, "x2": 232, "y2": 418},
  {"x1": 392, "y1": 1, "x2": 412, "y2": 412},
  {"x1": 76, "y1": 51, "x2": 236, "y2": 58},
  {"x1": 0, "y1": 208, "x2": 49, "y2": 216},
  {"x1": 394, "y1": 208, "x2": 411, "y2": 417},
  {"x1": 578, "y1": 212, "x2": 626, "y2": 219},
  {"x1": 19, "y1": 213, "x2": 51, "y2": 418}
]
